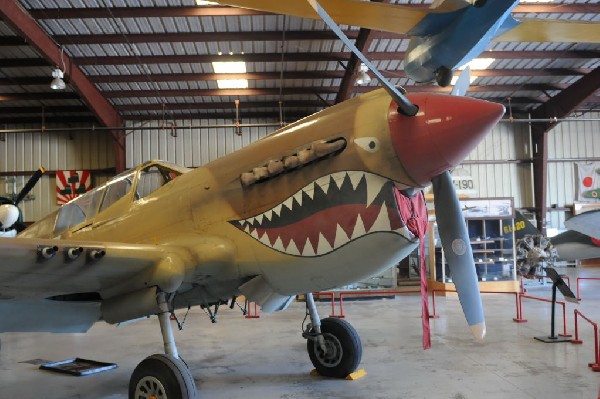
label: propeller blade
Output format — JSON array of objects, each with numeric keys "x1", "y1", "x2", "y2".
[
  {"x1": 450, "y1": 66, "x2": 470, "y2": 97},
  {"x1": 14, "y1": 167, "x2": 45, "y2": 205},
  {"x1": 306, "y1": 0, "x2": 418, "y2": 116},
  {"x1": 432, "y1": 170, "x2": 485, "y2": 340}
]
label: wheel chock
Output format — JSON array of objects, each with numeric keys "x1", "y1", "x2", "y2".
[
  {"x1": 309, "y1": 369, "x2": 367, "y2": 380},
  {"x1": 345, "y1": 369, "x2": 367, "y2": 380}
]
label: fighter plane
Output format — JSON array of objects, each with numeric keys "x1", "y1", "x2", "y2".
[
  {"x1": 0, "y1": 2, "x2": 505, "y2": 398},
  {"x1": 212, "y1": 0, "x2": 600, "y2": 86},
  {"x1": 0, "y1": 90, "x2": 504, "y2": 398}
]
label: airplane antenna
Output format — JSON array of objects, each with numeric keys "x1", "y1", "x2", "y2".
[{"x1": 307, "y1": 0, "x2": 418, "y2": 116}]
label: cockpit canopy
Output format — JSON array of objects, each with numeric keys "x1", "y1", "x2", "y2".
[{"x1": 53, "y1": 161, "x2": 190, "y2": 236}]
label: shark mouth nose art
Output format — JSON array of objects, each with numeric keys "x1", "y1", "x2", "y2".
[{"x1": 229, "y1": 171, "x2": 416, "y2": 257}]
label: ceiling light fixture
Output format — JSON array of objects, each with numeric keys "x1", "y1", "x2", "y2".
[
  {"x1": 355, "y1": 63, "x2": 371, "y2": 85},
  {"x1": 212, "y1": 61, "x2": 246, "y2": 73},
  {"x1": 50, "y1": 68, "x2": 65, "y2": 90},
  {"x1": 195, "y1": 1, "x2": 219, "y2": 5},
  {"x1": 213, "y1": 61, "x2": 248, "y2": 89},
  {"x1": 217, "y1": 79, "x2": 249, "y2": 89}
]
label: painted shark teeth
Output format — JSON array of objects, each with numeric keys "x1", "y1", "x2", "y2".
[{"x1": 231, "y1": 171, "x2": 417, "y2": 257}]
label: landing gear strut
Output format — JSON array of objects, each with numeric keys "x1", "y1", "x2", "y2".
[
  {"x1": 128, "y1": 292, "x2": 198, "y2": 399},
  {"x1": 303, "y1": 293, "x2": 362, "y2": 378}
]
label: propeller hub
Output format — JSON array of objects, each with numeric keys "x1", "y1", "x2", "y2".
[
  {"x1": 389, "y1": 94, "x2": 505, "y2": 186},
  {"x1": 0, "y1": 204, "x2": 19, "y2": 230}
]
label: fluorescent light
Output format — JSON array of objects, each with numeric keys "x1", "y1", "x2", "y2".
[
  {"x1": 217, "y1": 79, "x2": 248, "y2": 89},
  {"x1": 451, "y1": 75, "x2": 477, "y2": 86},
  {"x1": 212, "y1": 61, "x2": 246, "y2": 73},
  {"x1": 195, "y1": 1, "x2": 219, "y2": 5},
  {"x1": 459, "y1": 58, "x2": 495, "y2": 70}
]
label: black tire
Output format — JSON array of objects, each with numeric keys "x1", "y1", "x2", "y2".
[
  {"x1": 129, "y1": 354, "x2": 197, "y2": 399},
  {"x1": 435, "y1": 66, "x2": 453, "y2": 87},
  {"x1": 306, "y1": 318, "x2": 362, "y2": 378}
]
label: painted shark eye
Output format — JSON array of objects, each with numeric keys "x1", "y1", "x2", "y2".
[{"x1": 355, "y1": 137, "x2": 380, "y2": 153}]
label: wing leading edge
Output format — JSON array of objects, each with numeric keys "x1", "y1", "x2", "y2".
[{"x1": 0, "y1": 237, "x2": 186, "y2": 332}]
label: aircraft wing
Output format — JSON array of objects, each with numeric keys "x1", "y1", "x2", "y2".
[
  {"x1": 494, "y1": 19, "x2": 600, "y2": 43},
  {"x1": 564, "y1": 210, "x2": 600, "y2": 239},
  {"x1": 213, "y1": 0, "x2": 434, "y2": 35},
  {"x1": 0, "y1": 237, "x2": 186, "y2": 332},
  {"x1": 551, "y1": 230, "x2": 600, "y2": 262}
]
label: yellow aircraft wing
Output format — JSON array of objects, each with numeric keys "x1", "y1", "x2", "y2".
[
  {"x1": 217, "y1": 1, "x2": 600, "y2": 44},
  {"x1": 214, "y1": 0, "x2": 430, "y2": 35},
  {"x1": 0, "y1": 237, "x2": 185, "y2": 300},
  {"x1": 494, "y1": 19, "x2": 600, "y2": 43}
]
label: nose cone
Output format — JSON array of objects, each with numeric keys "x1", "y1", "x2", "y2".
[
  {"x1": 0, "y1": 204, "x2": 19, "y2": 229},
  {"x1": 389, "y1": 94, "x2": 505, "y2": 186}
]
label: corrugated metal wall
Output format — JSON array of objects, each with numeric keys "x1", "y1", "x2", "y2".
[
  {"x1": 125, "y1": 119, "x2": 272, "y2": 168},
  {"x1": 546, "y1": 112, "x2": 600, "y2": 229},
  {"x1": 0, "y1": 127, "x2": 115, "y2": 222},
  {"x1": 461, "y1": 121, "x2": 533, "y2": 209}
]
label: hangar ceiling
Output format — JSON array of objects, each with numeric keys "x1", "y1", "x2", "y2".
[{"x1": 0, "y1": 0, "x2": 599, "y2": 128}]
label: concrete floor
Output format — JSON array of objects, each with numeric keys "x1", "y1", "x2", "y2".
[{"x1": 1, "y1": 267, "x2": 600, "y2": 399}]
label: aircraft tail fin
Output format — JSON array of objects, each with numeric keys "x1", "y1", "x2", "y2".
[{"x1": 511, "y1": 211, "x2": 542, "y2": 241}]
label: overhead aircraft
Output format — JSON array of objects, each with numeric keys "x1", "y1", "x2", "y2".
[
  {"x1": 212, "y1": 0, "x2": 600, "y2": 86},
  {"x1": 0, "y1": 1, "x2": 505, "y2": 398}
]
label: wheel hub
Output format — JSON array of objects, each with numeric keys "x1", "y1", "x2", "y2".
[
  {"x1": 135, "y1": 376, "x2": 167, "y2": 399},
  {"x1": 315, "y1": 333, "x2": 343, "y2": 368}
]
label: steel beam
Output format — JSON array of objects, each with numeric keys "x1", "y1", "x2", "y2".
[
  {"x1": 0, "y1": 1, "x2": 125, "y2": 173},
  {"x1": 530, "y1": 67, "x2": 600, "y2": 233},
  {"x1": 70, "y1": 50, "x2": 599, "y2": 66}
]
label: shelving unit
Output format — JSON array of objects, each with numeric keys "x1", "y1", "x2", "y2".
[{"x1": 429, "y1": 197, "x2": 519, "y2": 293}]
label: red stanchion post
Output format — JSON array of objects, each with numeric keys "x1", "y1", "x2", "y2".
[
  {"x1": 429, "y1": 290, "x2": 439, "y2": 319},
  {"x1": 558, "y1": 301, "x2": 572, "y2": 337},
  {"x1": 335, "y1": 292, "x2": 345, "y2": 318},
  {"x1": 572, "y1": 309, "x2": 582, "y2": 344},
  {"x1": 245, "y1": 301, "x2": 260, "y2": 319},
  {"x1": 577, "y1": 277, "x2": 582, "y2": 301},
  {"x1": 570, "y1": 309, "x2": 600, "y2": 371},
  {"x1": 513, "y1": 293, "x2": 527, "y2": 323}
]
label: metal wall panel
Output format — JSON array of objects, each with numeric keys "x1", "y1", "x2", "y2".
[
  {"x1": 126, "y1": 119, "x2": 272, "y2": 168},
  {"x1": 461, "y1": 121, "x2": 534, "y2": 208},
  {"x1": 546, "y1": 112, "x2": 600, "y2": 229},
  {"x1": 0, "y1": 127, "x2": 115, "y2": 223}
]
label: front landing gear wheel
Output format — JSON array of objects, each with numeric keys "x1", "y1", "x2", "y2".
[
  {"x1": 307, "y1": 318, "x2": 362, "y2": 378},
  {"x1": 435, "y1": 66, "x2": 453, "y2": 87},
  {"x1": 129, "y1": 354, "x2": 197, "y2": 399}
]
